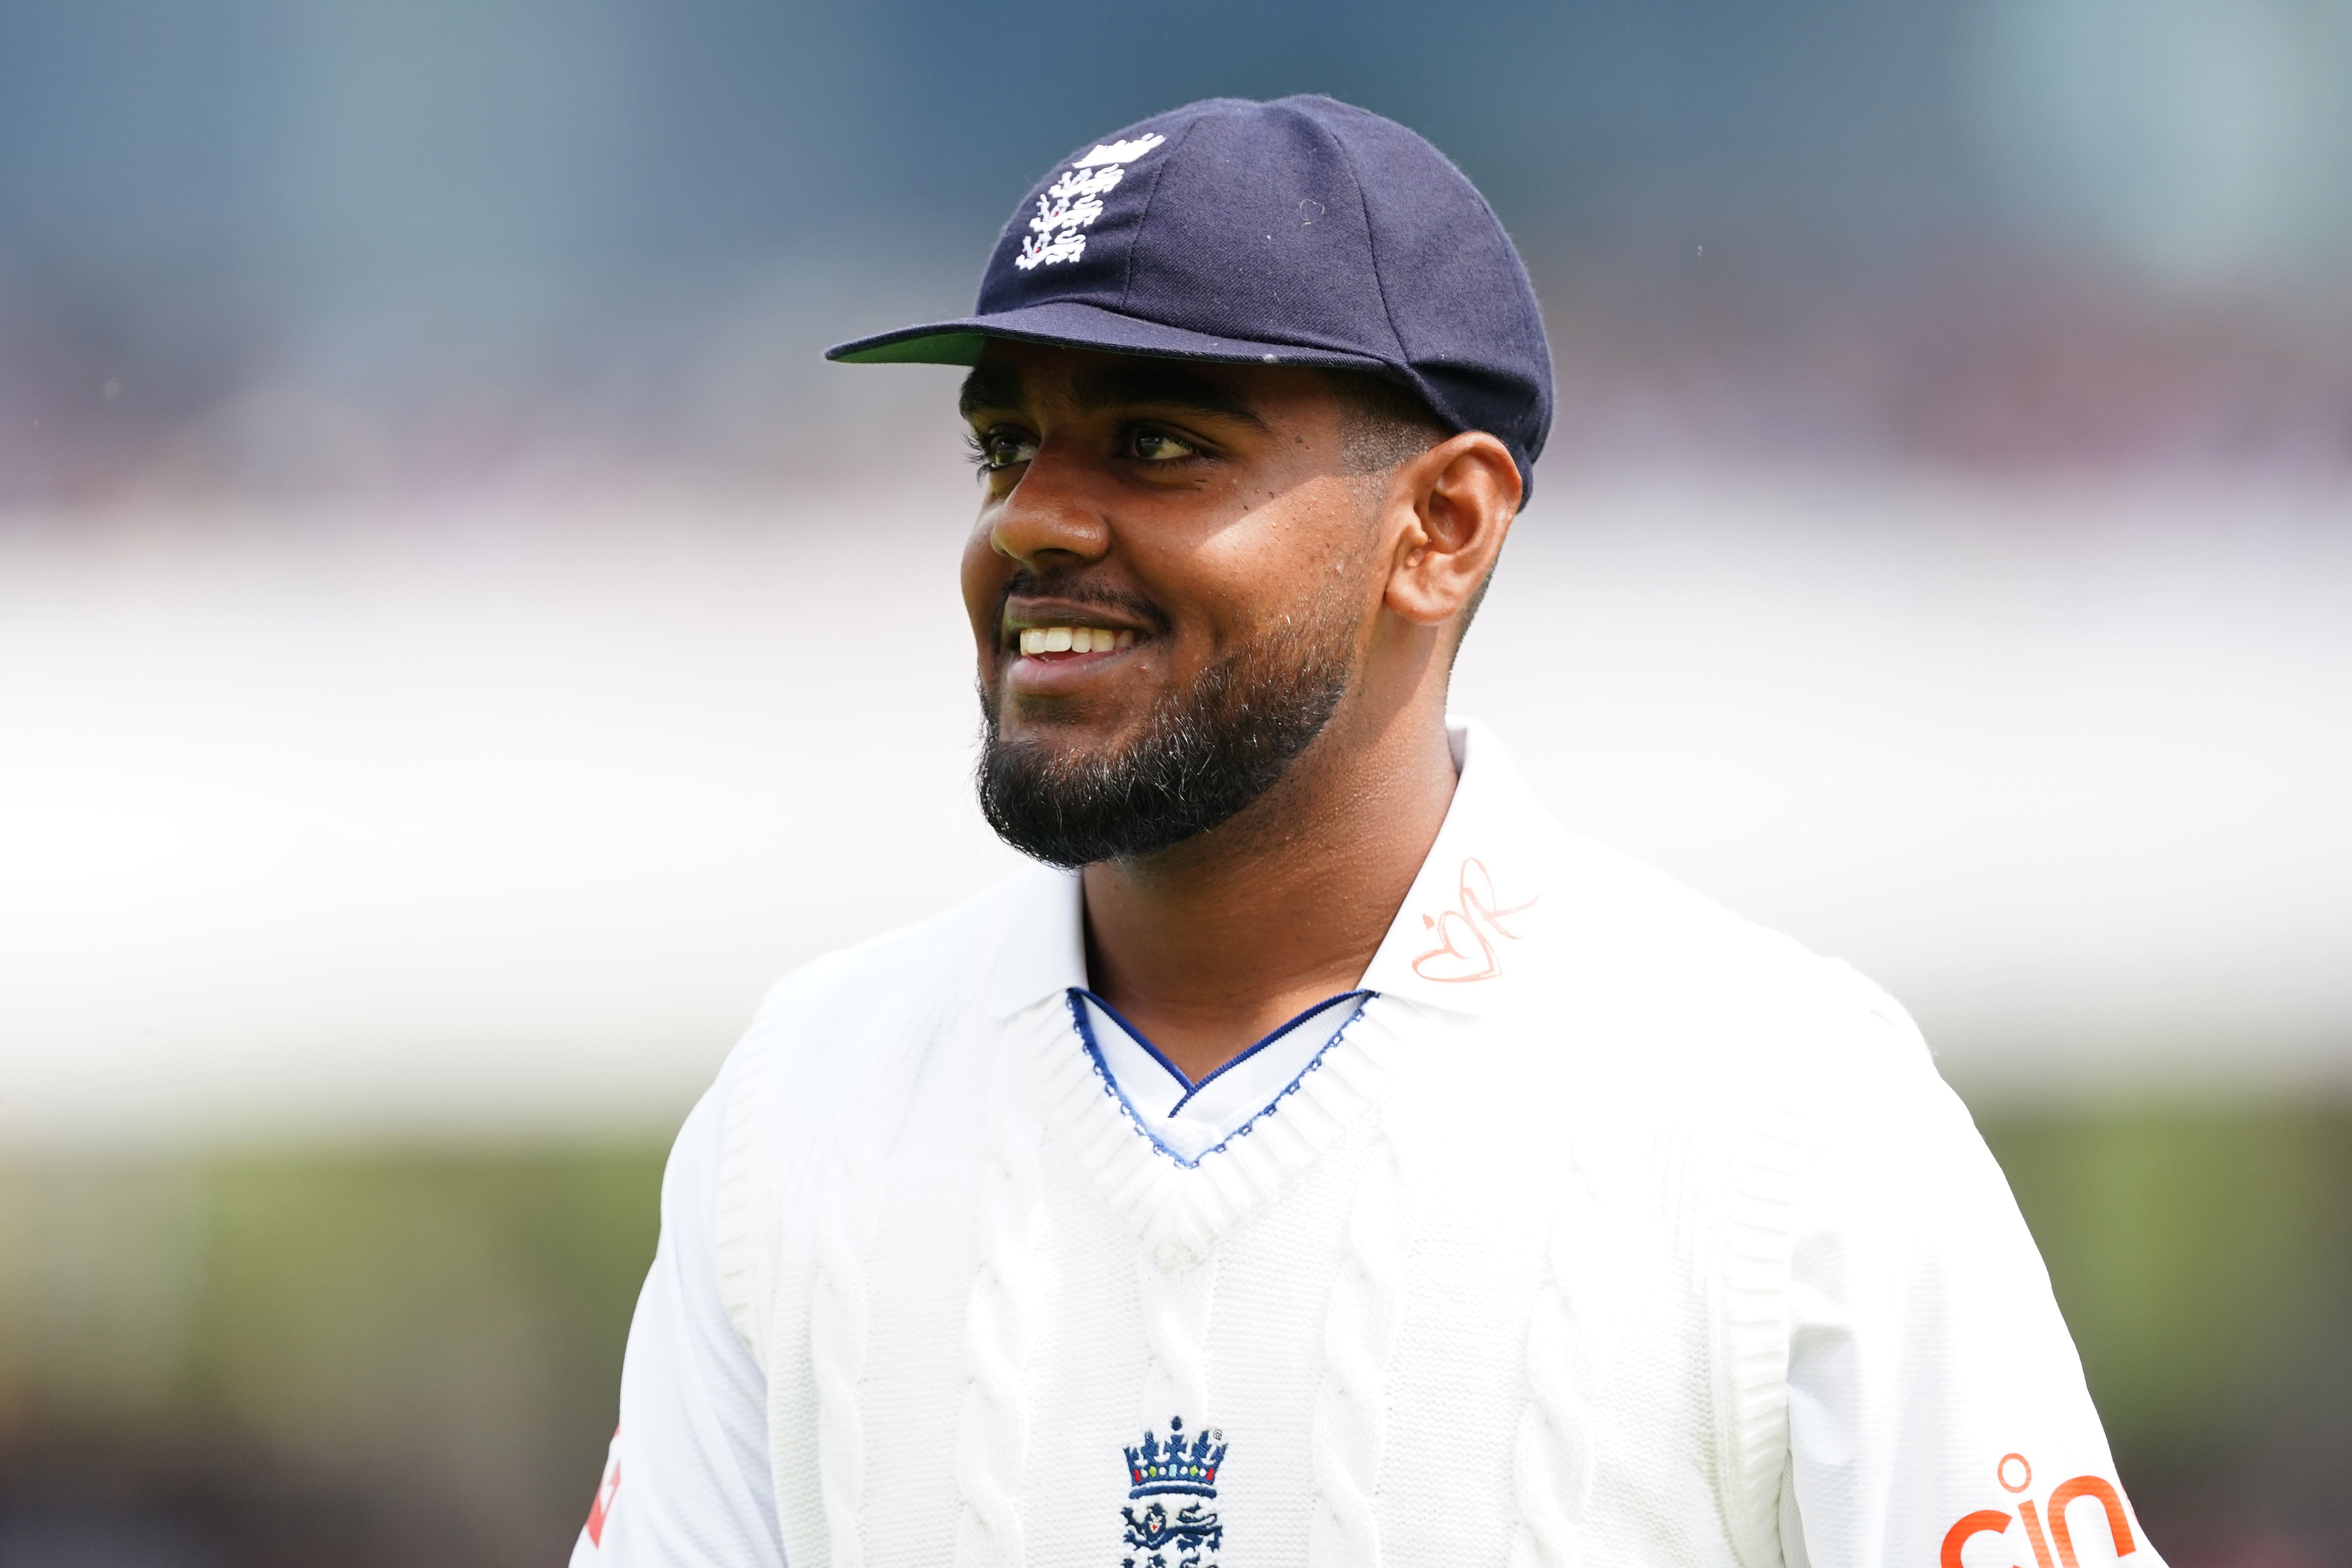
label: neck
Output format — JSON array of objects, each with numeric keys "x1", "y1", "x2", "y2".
[{"x1": 1079, "y1": 682, "x2": 1457, "y2": 1083}]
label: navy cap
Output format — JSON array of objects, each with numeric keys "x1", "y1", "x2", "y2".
[{"x1": 826, "y1": 95, "x2": 1554, "y2": 496}]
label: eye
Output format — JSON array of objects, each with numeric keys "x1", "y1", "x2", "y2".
[
  {"x1": 1127, "y1": 427, "x2": 1200, "y2": 463},
  {"x1": 970, "y1": 427, "x2": 1039, "y2": 472}
]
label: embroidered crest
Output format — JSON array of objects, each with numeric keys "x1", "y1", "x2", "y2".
[
  {"x1": 1120, "y1": 1414, "x2": 1224, "y2": 1568},
  {"x1": 1017, "y1": 132, "x2": 1167, "y2": 271}
]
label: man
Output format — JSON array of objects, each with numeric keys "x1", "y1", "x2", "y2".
[{"x1": 575, "y1": 97, "x2": 2157, "y2": 1568}]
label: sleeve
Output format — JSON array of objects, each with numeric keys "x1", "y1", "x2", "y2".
[
  {"x1": 1780, "y1": 1019, "x2": 2164, "y2": 1568},
  {"x1": 570, "y1": 1067, "x2": 786, "y2": 1568}
]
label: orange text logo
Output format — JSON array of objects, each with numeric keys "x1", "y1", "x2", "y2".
[{"x1": 1941, "y1": 1453, "x2": 2137, "y2": 1568}]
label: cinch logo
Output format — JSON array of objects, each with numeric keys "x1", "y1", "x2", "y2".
[{"x1": 1941, "y1": 1453, "x2": 2138, "y2": 1568}]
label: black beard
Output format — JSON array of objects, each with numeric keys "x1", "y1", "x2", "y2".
[{"x1": 977, "y1": 614, "x2": 1356, "y2": 868}]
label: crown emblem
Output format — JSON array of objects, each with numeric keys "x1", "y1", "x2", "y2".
[
  {"x1": 1122, "y1": 1415, "x2": 1226, "y2": 1499},
  {"x1": 1075, "y1": 132, "x2": 1166, "y2": 169}
]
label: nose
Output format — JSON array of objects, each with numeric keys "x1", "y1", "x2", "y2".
[{"x1": 986, "y1": 443, "x2": 1112, "y2": 572}]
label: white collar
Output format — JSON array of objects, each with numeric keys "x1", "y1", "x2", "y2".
[
  {"x1": 983, "y1": 716, "x2": 1560, "y2": 1022},
  {"x1": 1072, "y1": 988, "x2": 1370, "y2": 1163}
]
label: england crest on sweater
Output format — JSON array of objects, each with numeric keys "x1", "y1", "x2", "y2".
[{"x1": 1121, "y1": 1416, "x2": 1224, "y2": 1568}]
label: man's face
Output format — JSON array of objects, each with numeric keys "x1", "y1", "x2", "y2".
[{"x1": 959, "y1": 342, "x2": 1390, "y2": 865}]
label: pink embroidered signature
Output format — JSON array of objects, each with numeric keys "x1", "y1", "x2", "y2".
[{"x1": 1410, "y1": 857, "x2": 1538, "y2": 983}]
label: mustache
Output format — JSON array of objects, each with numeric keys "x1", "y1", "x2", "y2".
[{"x1": 997, "y1": 570, "x2": 1173, "y2": 637}]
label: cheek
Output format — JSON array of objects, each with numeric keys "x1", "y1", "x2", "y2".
[
  {"x1": 960, "y1": 525, "x2": 1009, "y2": 643},
  {"x1": 1177, "y1": 493, "x2": 1380, "y2": 633}
]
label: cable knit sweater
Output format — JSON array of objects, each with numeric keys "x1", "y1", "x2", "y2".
[{"x1": 573, "y1": 720, "x2": 2157, "y2": 1568}]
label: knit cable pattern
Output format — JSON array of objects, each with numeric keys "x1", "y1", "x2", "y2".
[
  {"x1": 1509, "y1": 1203, "x2": 1594, "y2": 1568},
  {"x1": 713, "y1": 1030, "x2": 772, "y2": 1367},
  {"x1": 1717, "y1": 1094, "x2": 1815, "y2": 1568},
  {"x1": 1037, "y1": 992, "x2": 1396, "y2": 1279},
  {"x1": 1308, "y1": 1132, "x2": 1410, "y2": 1568},
  {"x1": 810, "y1": 1091, "x2": 886, "y2": 1568},
  {"x1": 806, "y1": 978, "x2": 964, "y2": 1568},
  {"x1": 1136, "y1": 1249, "x2": 1217, "y2": 1420},
  {"x1": 955, "y1": 1006, "x2": 1051, "y2": 1568}
]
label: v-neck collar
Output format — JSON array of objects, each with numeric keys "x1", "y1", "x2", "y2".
[
  {"x1": 1020, "y1": 984, "x2": 1403, "y2": 1271},
  {"x1": 977, "y1": 715, "x2": 1561, "y2": 1266},
  {"x1": 1069, "y1": 987, "x2": 1375, "y2": 1165}
]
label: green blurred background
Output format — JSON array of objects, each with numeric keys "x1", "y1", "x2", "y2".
[{"x1": 6, "y1": 1105, "x2": 2348, "y2": 1564}]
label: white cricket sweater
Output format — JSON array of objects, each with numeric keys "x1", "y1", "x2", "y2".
[{"x1": 575, "y1": 720, "x2": 2158, "y2": 1568}]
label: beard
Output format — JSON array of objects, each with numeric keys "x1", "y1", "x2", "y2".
[{"x1": 977, "y1": 602, "x2": 1359, "y2": 868}]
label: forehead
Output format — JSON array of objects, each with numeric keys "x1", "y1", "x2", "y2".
[{"x1": 959, "y1": 343, "x2": 1330, "y2": 429}]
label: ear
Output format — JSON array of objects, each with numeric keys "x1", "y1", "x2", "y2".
[{"x1": 1381, "y1": 431, "x2": 1521, "y2": 627}]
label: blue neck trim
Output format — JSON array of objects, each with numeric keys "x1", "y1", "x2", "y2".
[{"x1": 1064, "y1": 987, "x2": 1377, "y2": 1171}]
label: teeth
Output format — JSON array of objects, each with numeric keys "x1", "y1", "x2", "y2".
[{"x1": 1018, "y1": 625, "x2": 1137, "y2": 655}]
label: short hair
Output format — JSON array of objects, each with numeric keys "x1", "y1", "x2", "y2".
[
  {"x1": 1319, "y1": 369, "x2": 1498, "y2": 642},
  {"x1": 1322, "y1": 369, "x2": 1451, "y2": 476}
]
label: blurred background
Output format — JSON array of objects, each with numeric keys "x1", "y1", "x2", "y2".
[{"x1": 3, "y1": 0, "x2": 2350, "y2": 1562}]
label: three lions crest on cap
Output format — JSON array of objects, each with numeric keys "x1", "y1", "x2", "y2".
[{"x1": 1016, "y1": 133, "x2": 1168, "y2": 271}]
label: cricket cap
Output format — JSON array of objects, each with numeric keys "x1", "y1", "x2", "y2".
[{"x1": 825, "y1": 95, "x2": 1554, "y2": 496}]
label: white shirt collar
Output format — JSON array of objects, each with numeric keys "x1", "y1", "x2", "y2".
[
  {"x1": 1354, "y1": 716, "x2": 1556, "y2": 1016},
  {"x1": 983, "y1": 715, "x2": 1557, "y2": 1022},
  {"x1": 1073, "y1": 988, "x2": 1369, "y2": 1163}
]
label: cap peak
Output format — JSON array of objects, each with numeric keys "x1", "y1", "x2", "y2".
[{"x1": 827, "y1": 95, "x2": 1553, "y2": 497}]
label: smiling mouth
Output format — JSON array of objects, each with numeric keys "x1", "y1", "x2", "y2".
[{"x1": 1016, "y1": 625, "x2": 1139, "y2": 656}]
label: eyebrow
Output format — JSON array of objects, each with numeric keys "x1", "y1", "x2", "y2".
[
  {"x1": 956, "y1": 356, "x2": 1269, "y2": 431},
  {"x1": 1069, "y1": 360, "x2": 1268, "y2": 430},
  {"x1": 959, "y1": 363, "x2": 1023, "y2": 420}
]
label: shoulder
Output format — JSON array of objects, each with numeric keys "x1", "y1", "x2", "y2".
[
  {"x1": 748, "y1": 870, "x2": 1030, "y2": 1029},
  {"x1": 699, "y1": 867, "x2": 1058, "y2": 1348},
  {"x1": 1524, "y1": 821, "x2": 1937, "y2": 1103},
  {"x1": 725, "y1": 866, "x2": 1048, "y2": 1107}
]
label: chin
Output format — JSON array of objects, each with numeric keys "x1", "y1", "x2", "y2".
[
  {"x1": 996, "y1": 684, "x2": 1145, "y2": 740},
  {"x1": 995, "y1": 710, "x2": 1138, "y2": 765}
]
